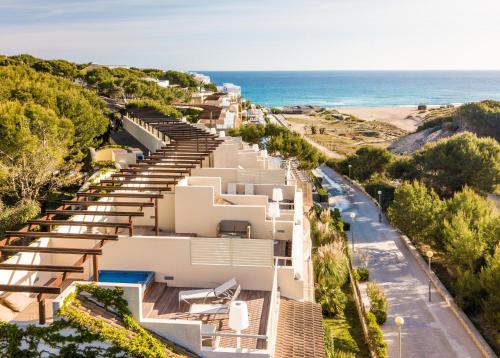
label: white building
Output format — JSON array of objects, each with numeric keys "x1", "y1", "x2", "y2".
[
  {"x1": 190, "y1": 72, "x2": 212, "y2": 85},
  {"x1": 0, "y1": 108, "x2": 322, "y2": 357},
  {"x1": 218, "y1": 83, "x2": 242, "y2": 99}
]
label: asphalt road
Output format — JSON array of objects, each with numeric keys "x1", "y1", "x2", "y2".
[{"x1": 317, "y1": 164, "x2": 484, "y2": 358}]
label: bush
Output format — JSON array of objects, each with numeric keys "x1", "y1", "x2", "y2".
[
  {"x1": 332, "y1": 146, "x2": 393, "y2": 181},
  {"x1": 387, "y1": 181, "x2": 444, "y2": 245},
  {"x1": 366, "y1": 312, "x2": 388, "y2": 358},
  {"x1": 316, "y1": 284, "x2": 346, "y2": 317},
  {"x1": 317, "y1": 187, "x2": 329, "y2": 202},
  {"x1": 364, "y1": 176, "x2": 395, "y2": 211},
  {"x1": 126, "y1": 99, "x2": 181, "y2": 118},
  {"x1": 314, "y1": 242, "x2": 349, "y2": 289},
  {"x1": 367, "y1": 283, "x2": 388, "y2": 325},
  {"x1": 355, "y1": 268, "x2": 369, "y2": 282},
  {"x1": 0, "y1": 200, "x2": 41, "y2": 238}
]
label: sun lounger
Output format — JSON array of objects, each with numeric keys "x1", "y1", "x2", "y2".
[
  {"x1": 189, "y1": 286, "x2": 241, "y2": 315},
  {"x1": 178, "y1": 278, "x2": 238, "y2": 308}
]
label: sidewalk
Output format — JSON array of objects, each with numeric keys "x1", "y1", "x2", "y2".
[{"x1": 317, "y1": 164, "x2": 485, "y2": 358}]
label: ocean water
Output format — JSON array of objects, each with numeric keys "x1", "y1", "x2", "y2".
[{"x1": 201, "y1": 71, "x2": 500, "y2": 108}]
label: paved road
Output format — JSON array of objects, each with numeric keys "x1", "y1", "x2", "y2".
[{"x1": 317, "y1": 164, "x2": 484, "y2": 358}]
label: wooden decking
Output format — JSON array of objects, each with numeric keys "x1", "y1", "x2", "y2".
[{"x1": 143, "y1": 283, "x2": 271, "y2": 349}]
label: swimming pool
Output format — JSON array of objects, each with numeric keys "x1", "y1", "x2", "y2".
[{"x1": 98, "y1": 270, "x2": 155, "y2": 292}]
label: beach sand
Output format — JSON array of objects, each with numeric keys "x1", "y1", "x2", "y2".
[{"x1": 337, "y1": 106, "x2": 424, "y2": 131}]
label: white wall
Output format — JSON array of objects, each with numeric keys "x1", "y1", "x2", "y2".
[
  {"x1": 123, "y1": 116, "x2": 165, "y2": 153},
  {"x1": 174, "y1": 180, "x2": 293, "y2": 240},
  {"x1": 99, "y1": 236, "x2": 275, "y2": 291}
]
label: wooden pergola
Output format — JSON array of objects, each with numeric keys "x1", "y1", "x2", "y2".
[{"x1": 0, "y1": 107, "x2": 224, "y2": 324}]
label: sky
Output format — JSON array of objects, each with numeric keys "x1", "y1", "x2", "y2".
[{"x1": 1, "y1": 0, "x2": 500, "y2": 71}]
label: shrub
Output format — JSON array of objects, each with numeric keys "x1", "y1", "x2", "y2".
[
  {"x1": 364, "y1": 176, "x2": 395, "y2": 211},
  {"x1": 126, "y1": 99, "x2": 181, "y2": 118},
  {"x1": 367, "y1": 283, "x2": 388, "y2": 325},
  {"x1": 355, "y1": 268, "x2": 370, "y2": 282},
  {"x1": 316, "y1": 284, "x2": 346, "y2": 317},
  {"x1": 387, "y1": 180, "x2": 444, "y2": 245},
  {"x1": 366, "y1": 312, "x2": 387, "y2": 358},
  {"x1": 317, "y1": 187, "x2": 329, "y2": 202},
  {"x1": 333, "y1": 146, "x2": 393, "y2": 181},
  {"x1": 0, "y1": 200, "x2": 41, "y2": 238},
  {"x1": 314, "y1": 242, "x2": 349, "y2": 289}
]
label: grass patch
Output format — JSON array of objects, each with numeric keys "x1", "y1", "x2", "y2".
[{"x1": 324, "y1": 284, "x2": 369, "y2": 357}]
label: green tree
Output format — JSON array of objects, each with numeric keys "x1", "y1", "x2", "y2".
[
  {"x1": 32, "y1": 59, "x2": 78, "y2": 79},
  {"x1": 387, "y1": 181, "x2": 444, "y2": 245},
  {"x1": 0, "y1": 199, "x2": 40, "y2": 238},
  {"x1": 412, "y1": 132, "x2": 500, "y2": 195},
  {"x1": 338, "y1": 146, "x2": 393, "y2": 181},
  {"x1": 0, "y1": 102, "x2": 74, "y2": 201},
  {"x1": 479, "y1": 244, "x2": 500, "y2": 332}
]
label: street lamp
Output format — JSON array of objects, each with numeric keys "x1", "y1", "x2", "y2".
[
  {"x1": 349, "y1": 212, "x2": 356, "y2": 253},
  {"x1": 348, "y1": 164, "x2": 352, "y2": 179},
  {"x1": 426, "y1": 250, "x2": 434, "y2": 302},
  {"x1": 377, "y1": 190, "x2": 382, "y2": 223},
  {"x1": 394, "y1": 316, "x2": 405, "y2": 358}
]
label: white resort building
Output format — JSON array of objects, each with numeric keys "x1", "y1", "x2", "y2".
[{"x1": 0, "y1": 107, "x2": 323, "y2": 357}]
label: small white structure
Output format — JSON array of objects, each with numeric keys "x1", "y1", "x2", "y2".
[
  {"x1": 218, "y1": 83, "x2": 241, "y2": 98},
  {"x1": 190, "y1": 72, "x2": 211, "y2": 85}
]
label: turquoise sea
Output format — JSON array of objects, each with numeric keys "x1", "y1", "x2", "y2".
[{"x1": 201, "y1": 71, "x2": 500, "y2": 108}]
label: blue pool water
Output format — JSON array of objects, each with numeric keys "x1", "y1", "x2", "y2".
[
  {"x1": 98, "y1": 270, "x2": 154, "y2": 290},
  {"x1": 201, "y1": 71, "x2": 500, "y2": 108}
]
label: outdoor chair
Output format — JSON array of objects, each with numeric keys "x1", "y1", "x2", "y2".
[
  {"x1": 188, "y1": 286, "x2": 241, "y2": 315},
  {"x1": 178, "y1": 278, "x2": 238, "y2": 308}
]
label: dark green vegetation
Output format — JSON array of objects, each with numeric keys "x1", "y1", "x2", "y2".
[
  {"x1": 332, "y1": 132, "x2": 499, "y2": 197},
  {"x1": 388, "y1": 183, "x2": 500, "y2": 352},
  {"x1": 418, "y1": 100, "x2": 500, "y2": 141},
  {"x1": 0, "y1": 53, "x2": 196, "y2": 243},
  {"x1": 81, "y1": 65, "x2": 190, "y2": 108},
  {"x1": 310, "y1": 207, "x2": 369, "y2": 357},
  {"x1": 366, "y1": 283, "x2": 388, "y2": 325},
  {"x1": 126, "y1": 99, "x2": 181, "y2": 118},
  {"x1": 330, "y1": 131, "x2": 500, "y2": 353},
  {"x1": 0, "y1": 284, "x2": 179, "y2": 357},
  {"x1": 228, "y1": 123, "x2": 327, "y2": 169}
]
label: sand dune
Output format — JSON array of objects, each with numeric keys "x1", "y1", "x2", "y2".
[{"x1": 338, "y1": 106, "x2": 424, "y2": 131}]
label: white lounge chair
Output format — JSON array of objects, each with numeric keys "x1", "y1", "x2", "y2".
[
  {"x1": 178, "y1": 278, "x2": 238, "y2": 308},
  {"x1": 189, "y1": 286, "x2": 241, "y2": 315}
]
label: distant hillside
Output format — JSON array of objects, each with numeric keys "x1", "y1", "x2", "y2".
[{"x1": 389, "y1": 100, "x2": 500, "y2": 154}]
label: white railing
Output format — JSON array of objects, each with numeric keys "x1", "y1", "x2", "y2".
[
  {"x1": 264, "y1": 259, "x2": 280, "y2": 351},
  {"x1": 292, "y1": 190, "x2": 304, "y2": 279},
  {"x1": 190, "y1": 237, "x2": 274, "y2": 267}
]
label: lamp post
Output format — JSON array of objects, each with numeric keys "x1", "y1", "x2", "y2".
[
  {"x1": 394, "y1": 316, "x2": 405, "y2": 358},
  {"x1": 268, "y1": 202, "x2": 281, "y2": 240},
  {"x1": 426, "y1": 250, "x2": 434, "y2": 302},
  {"x1": 377, "y1": 190, "x2": 382, "y2": 222},
  {"x1": 349, "y1": 212, "x2": 356, "y2": 253},
  {"x1": 229, "y1": 301, "x2": 249, "y2": 349},
  {"x1": 348, "y1": 164, "x2": 352, "y2": 179}
]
